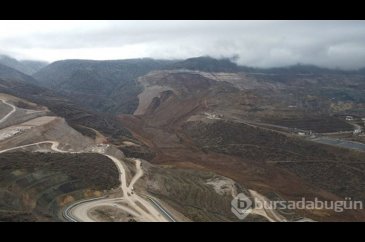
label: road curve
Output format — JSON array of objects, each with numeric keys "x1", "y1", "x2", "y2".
[
  {"x1": 0, "y1": 141, "x2": 63, "y2": 154},
  {"x1": 0, "y1": 97, "x2": 175, "y2": 222},
  {"x1": 128, "y1": 159, "x2": 143, "y2": 190},
  {"x1": 0, "y1": 140, "x2": 174, "y2": 221},
  {"x1": 0, "y1": 99, "x2": 17, "y2": 123},
  {"x1": 67, "y1": 156, "x2": 170, "y2": 222},
  {"x1": 63, "y1": 196, "x2": 108, "y2": 222}
]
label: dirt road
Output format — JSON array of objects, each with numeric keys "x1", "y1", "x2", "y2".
[
  {"x1": 68, "y1": 155, "x2": 168, "y2": 222},
  {"x1": 0, "y1": 99, "x2": 17, "y2": 123},
  {"x1": 0, "y1": 96, "x2": 172, "y2": 222},
  {"x1": 0, "y1": 138, "x2": 170, "y2": 222}
]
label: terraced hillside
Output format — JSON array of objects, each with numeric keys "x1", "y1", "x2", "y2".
[
  {"x1": 0, "y1": 152, "x2": 118, "y2": 221},
  {"x1": 0, "y1": 92, "x2": 123, "y2": 221},
  {"x1": 0, "y1": 90, "x2": 247, "y2": 222}
]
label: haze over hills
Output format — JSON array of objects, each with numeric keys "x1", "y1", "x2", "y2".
[
  {"x1": 0, "y1": 55, "x2": 47, "y2": 75},
  {"x1": 0, "y1": 55, "x2": 365, "y2": 222},
  {"x1": 0, "y1": 63, "x2": 38, "y2": 84}
]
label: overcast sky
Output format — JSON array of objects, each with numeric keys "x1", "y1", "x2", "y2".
[{"x1": 0, "y1": 20, "x2": 365, "y2": 69}]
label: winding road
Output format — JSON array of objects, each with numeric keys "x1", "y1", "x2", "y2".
[
  {"x1": 0, "y1": 97, "x2": 175, "y2": 222},
  {"x1": 0, "y1": 140, "x2": 72, "y2": 154},
  {"x1": 0, "y1": 140, "x2": 172, "y2": 222},
  {"x1": 0, "y1": 99, "x2": 17, "y2": 123}
]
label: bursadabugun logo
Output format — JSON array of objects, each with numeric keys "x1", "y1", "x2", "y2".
[
  {"x1": 231, "y1": 193, "x2": 253, "y2": 220},
  {"x1": 231, "y1": 192, "x2": 363, "y2": 220}
]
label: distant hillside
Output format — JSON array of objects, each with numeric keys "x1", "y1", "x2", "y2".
[
  {"x1": 0, "y1": 55, "x2": 47, "y2": 75},
  {"x1": 357, "y1": 67, "x2": 365, "y2": 75},
  {"x1": 0, "y1": 74, "x2": 132, "y2": 142},
  {"x1": 168, "y1": 56, "x2": 240, "y2": 72},
  {"x1": 20, "y1": 60, "x2": 48, "y2": 73},
  {"x1": 247, "y1": 64, "x2": 351, "y2": 75},
  {"x1": 168, "y1": 56, "x2": 365, "y2": 75},
  {"x1": 33, "y1": 58, "x2": 174, "y2": 114},
  {"x1": 0, "y1": 63, "x2": 38, "y2": 83},
  {"x1": 32, "y1": 56, "x2": 365, "y2": 116}
]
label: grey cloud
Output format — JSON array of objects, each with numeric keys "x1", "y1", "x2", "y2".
[{"x1": 0, "y1": 20, "x2": 365, "y2": 69}]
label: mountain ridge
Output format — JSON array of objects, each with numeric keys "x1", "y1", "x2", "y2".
[
  {"x1": 0, "y1": 63, "x2": 38, "y2": 84},
  {"x1": 0, "y1": 55, "x2": 47, "y2": 75}
]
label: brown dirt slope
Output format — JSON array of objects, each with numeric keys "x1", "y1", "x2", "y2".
[{"x1": 119, "y1": 70, "x2": 365, "y2": 221}]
